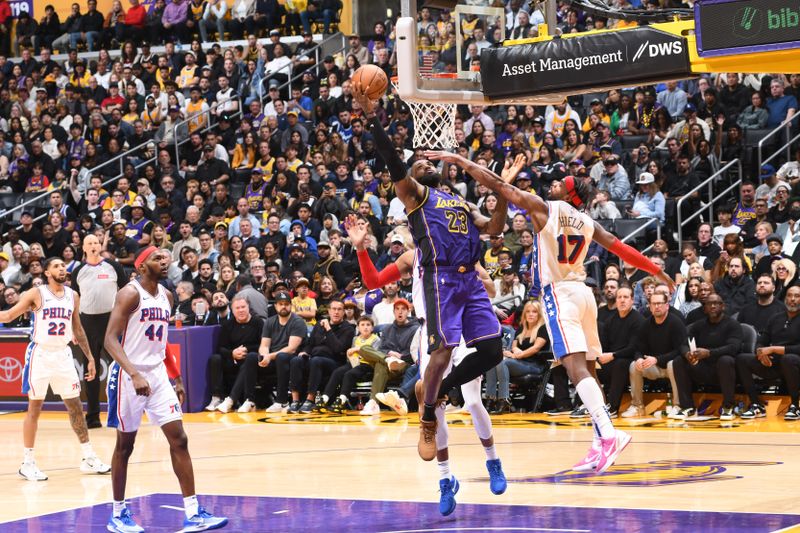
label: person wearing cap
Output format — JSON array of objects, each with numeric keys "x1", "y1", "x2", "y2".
[
  {"x1": 313, "y1": 239, "x2": 346, "y2": 289},
  {"x1": 597, "y1": 154, "x2": 630, "y2": 201},
  {"x1": 235, "y1": 289, "x2": 308, "y2": 413},
  {"x1": 630, "y1": 172, "x2": 665, "y2": 225},
  {"x1": 755, "y1": 164, "x2": 786, "y2": 207},
  {"x1": 291, "y1": 276, "x2": 317, "y2": 327},
  {"x1": 357, "y1": 297, "x2": 419, "y2": 415},
  {"x1": 582, "y1": 98, "x2": 611, "y2": 133},
  {"x1": 752, "y1": 232, "x2": 790, "y2": 279},
  {"x1": 176, "y1": 51, "x2": 200, "y2": 92},
  {"x1": 127, "y1": 200, "x2": 155, "y2": 246},
  {"x1": 658, "y1": 103, "x2": 711, "y2": 149}
]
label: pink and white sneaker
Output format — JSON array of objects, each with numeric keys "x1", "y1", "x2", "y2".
[
  {"x1": 594, "y1": 430, "x2": 632, "y2": 474},
  {"x1": 572, "y1": 441, "x2": 601, "y2": 472}
]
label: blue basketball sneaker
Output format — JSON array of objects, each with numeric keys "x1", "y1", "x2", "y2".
[
  {"x1": 486, "y1": 459, "x2": 507, "y2": 495},
  {"x1": 182, "y1": 506, "x2": 229, "y2": 532},
  {"x1": 438, "y1": 475, "x2": 460, "y2": 516},
  {"x1": 106, "y1": 508, "x2": 144, "y2": 533}
]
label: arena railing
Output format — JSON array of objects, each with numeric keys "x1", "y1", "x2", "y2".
[
  {"x1": 2, "y1": 138, "x2": 156, "y2": 220},
  {"x1": 676, "y1": 158, "x2": 743, "y2": 246},
  {"x1": 258, "y1": 32, "x2": 346, "y2": 104},
  {"x1": 172, "y1": 93, "x2": 244, "y2": 164},
  {"x1": 759, "y1": 113, "x2": 800, "y2": 174}
]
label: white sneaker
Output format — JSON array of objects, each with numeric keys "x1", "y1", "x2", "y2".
[
  {"x1": 19, "y1": 461, "x2": 48, "y2": 481},
  {"x1": 360, "y1": 399, "x2": 381, "y2": 415},
  {"x1": 80, "y1": 455, "x2": 111, "y2": 474},
  {"x1": 376, "y1": 391, "x2": 408, "y2": 416},
  {"x1": 204, "y1": 396, "x2": 222, "y2": 411},
  {"x1": 216, "y1": 397, "x2": 234, "y2": 413},
  {"x1": 620, "y1": 405, "x2": 645, "y2": 418},
  {"x1": 237, "y1": 399, "x2": 256, "y2": 413},
  {"x1": 265, "y1": 402, "x2": 286, "y2": 413}
]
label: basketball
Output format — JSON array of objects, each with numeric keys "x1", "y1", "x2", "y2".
[{"x1": 352, "y1": 64, "x2": 388, "y2": 101}]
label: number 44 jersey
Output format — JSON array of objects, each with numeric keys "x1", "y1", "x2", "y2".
[
  {"x1": 530, "y1": 200, "x2": 595, "y2": 297},
  {"x1": 122, "y1": 279, "x2": 171, "y2": 367}
]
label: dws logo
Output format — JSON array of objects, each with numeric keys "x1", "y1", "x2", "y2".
[{"x1": 632, "y1": 39, "x2": 684, "y2": 62}]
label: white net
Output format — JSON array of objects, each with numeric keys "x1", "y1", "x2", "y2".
[{"x1": 391, "y1": 79, "x2": 458, "y2": 150}]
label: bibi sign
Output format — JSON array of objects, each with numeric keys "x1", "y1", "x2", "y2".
[
  {"x1": 481, "y1": 26, "x2": 690, "y2": 99},
  {"x1": 695, "y1": 0, "x2": 800, "y2": 57}
]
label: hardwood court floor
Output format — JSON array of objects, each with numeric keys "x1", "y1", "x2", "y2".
[{"x1": 2, "y1": 408, "x2": 800, "y2": 531}]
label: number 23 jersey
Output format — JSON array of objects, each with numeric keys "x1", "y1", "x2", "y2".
[
  {"x1": 122, "y1": 280, "x2": 171, "y2": 367},
  {"x1": 530, "y1": 200, "x2": 595, "y2": 296}
]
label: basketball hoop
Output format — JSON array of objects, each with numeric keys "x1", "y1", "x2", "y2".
[{"x1": 391, "y1": 74, "x2": 459, "y2": 150}]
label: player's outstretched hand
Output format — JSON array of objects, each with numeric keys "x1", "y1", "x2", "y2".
[
  {"x1": 350, "y1": 80, "x2": 376, "y2": 115},
  {"x1": 423, "y1": 150, "x2": 460, "y2": 164},
  {"x1": 85, "y1": 358, "x2": 96, "y2": 382},
  {"x1": 343, "y1": 213, "x2": 368, "y2": 250},
  {"x1": 132, "y1": 373, "x2": 151, "y2": 396},
  {"x1": 501, "y1": 154, "x2": 527, "y2": 183}
]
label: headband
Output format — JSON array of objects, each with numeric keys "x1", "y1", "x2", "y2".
[
  {"x1": 563, "y1": 175, "x2": 583, "y2": 209},
  {"x1": 134, "y1": 246, "x2": 158, "y2": 269}
]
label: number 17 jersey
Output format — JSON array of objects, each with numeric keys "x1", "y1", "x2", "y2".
[
  {"x1": 530, "y1": 200, "x2": 595, "y2": 296},
  {"x1": 122, "y1": 280, "x2": 171, "y2": 367}
]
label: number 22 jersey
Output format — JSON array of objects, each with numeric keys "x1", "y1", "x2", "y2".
[
  {"x1": 530, "y1": 201, "x2": 595, "y2": 296},
  {"x1": 122, "y1": 280, "x2": 171, "y2": 367}
]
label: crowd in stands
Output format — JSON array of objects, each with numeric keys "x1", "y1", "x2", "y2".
[{"x1": 0, "y1": 0, "x2": 799, "y2": 420}]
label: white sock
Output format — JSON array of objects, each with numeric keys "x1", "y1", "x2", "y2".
[
  {"x1": 113, "y1": 500, "x2": 126, "y2": 518},
  {"x1": 575, "y1": 378, "x2": 615, "y2": 439},
  {"x1": 183, "y1": 495, "x2": 199, "y2": 519},
  {"x1": 80, "y1": 442, "x2": 94, "y2": 459},
  {"x1": 484, "y1": 444, "x2": 499, "y2": 461},
  {"x1": 339, "y1": 394, "x2": 347, "y2": 404},
  {"x1": 322, "y1": 394, "x2": 329, "y2": 404},
  {"x1": 23, "y1": 447, "x2": 35, "y2": 464},
  {"x1": 437, "y1": 459, "x2": 451, "y2": 481}
]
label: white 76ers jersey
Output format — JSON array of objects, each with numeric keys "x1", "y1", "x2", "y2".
[
  {"x1": 122, "y1": 280, "x2": 171, "y2": 367},
  {"x1": 32, "y1": 285, "x2": 75, "y2": 349},
  {"x1": 530, "y1": 201, "x2": 595, "y2": 296}
]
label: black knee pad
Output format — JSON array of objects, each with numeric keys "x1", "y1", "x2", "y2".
[{"x1": 473, "y1": 336, "x2": 504, "y2": 370}]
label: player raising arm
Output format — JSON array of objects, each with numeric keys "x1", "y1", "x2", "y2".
[{"x1": 426, "y1": 150, "x2": 674, "y2": 473}]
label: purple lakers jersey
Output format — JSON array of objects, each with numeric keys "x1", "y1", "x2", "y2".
[{"x1": 407, "y1": 187, "x2": 481, "y2": 267}]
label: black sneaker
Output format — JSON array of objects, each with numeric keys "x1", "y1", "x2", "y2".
[
  {"x1": 287, "y1": 401, "x2": 301, "y2": 414},
  {"x1": 740, "y1": 403, "x2": 766, "y2": 419},
  {"x1": 671, "y1": 407, "x2": 696, "y2": 420},
  {"x1": 330, "y1": 397, "x2": 349, "y2": 414},
  {"x1": 299, "y1": 400, "x2": 315, "y2": 414},
  {"x1": 785, "y1": 405, "x2": 800, "y2": 421},
  {"x1": 85, "y1": 416, "x2": 102, "y2": 429},
  {"x1": 607, "y1": 407, "x2": 619, "y2": 418},
  {"x1": 569, "y1": 405, "x2": 590, "y2": 419},
  {"x1": 545, "y1": 407, "x2": 572, "y2": 416},
  {"x1": 491, "y1": 399, "x2": 512, "y2": 415},
  {"x1": 719, "y1": 407, "x2": 734, "y2": 421},
  {"x1": 314, "y1": 396, "x2": 327, "y2": 412}
]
